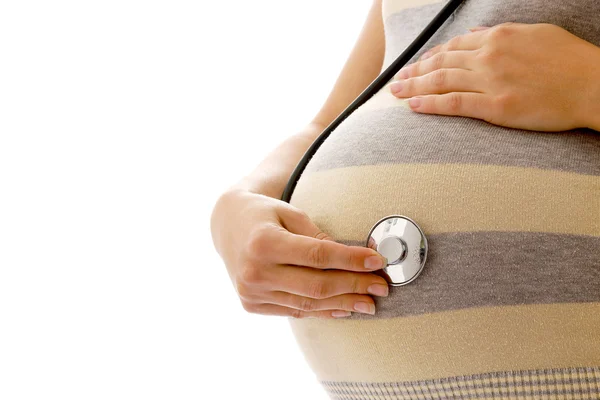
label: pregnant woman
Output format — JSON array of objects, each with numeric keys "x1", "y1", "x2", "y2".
[{"x1": 211, "y1": 0, "x2": 600, "y2": 398}]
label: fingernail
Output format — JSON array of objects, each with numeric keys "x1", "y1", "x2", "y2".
[
  {"x1": 354, "y1": 302, "x2": 376, "y2": 315},
  {"x1": 332, "y1": 310, "x2": 352, "y2": 318},
  {"x1": 367, "y1": 283, "x2": 389, "y2": 297},
  {"x1": 420, "y1": 51, "x2": 432, "y2": 60},
  {"x1": 364, "y1": 255, "x2": 384, "y2": 270},
  {"x1": 390, "y1": 81, "x2": 403, "y2": 94},
  {"x1": 409, "y1": 97, "x2": 422, "y2": 109},
  {"x1": 397, "y1": 67, "x2": 409, "y2": 79}
]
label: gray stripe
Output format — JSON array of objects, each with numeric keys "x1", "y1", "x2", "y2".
[
  {"x1": 383, "y1": 2, "x2": 446, "y2": 69},
  {"x1": 334, "y1": 231, "x2": 600, "y2": 319},
  {"x1": 303, "y1": 107, "x2": 600, "y2": 176},
  {"x1": 323, "y1": 367, "x2": 600, "y2": 399}
]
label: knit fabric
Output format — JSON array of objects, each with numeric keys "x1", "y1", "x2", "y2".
[{"x1": 287, "y1": 0, "x2": 600, "y2": 398}]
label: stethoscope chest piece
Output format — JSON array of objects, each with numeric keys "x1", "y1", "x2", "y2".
[{"x1": 366, "y1": 215, "x2": 428, "y2": 286}]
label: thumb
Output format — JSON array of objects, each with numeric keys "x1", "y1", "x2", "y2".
[{"x1": 277, "y1": 204, "x2": 336, "y2": 242}]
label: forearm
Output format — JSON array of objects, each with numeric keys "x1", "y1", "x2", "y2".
[{"x1": 229, "y1": 122, "x2": 325, "y2": 199}]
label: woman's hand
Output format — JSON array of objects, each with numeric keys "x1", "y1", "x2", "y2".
[
  {"x1": 390, "y1": 22, "x2": 600, "y2": 132},
  {"x1": 210, "y1": 189, "x2": 389, "y2": 319}
]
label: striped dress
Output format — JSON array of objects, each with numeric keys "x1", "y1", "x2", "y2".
[{"x1": 288, "y1": 0, "x2": 600, "y2": 398}]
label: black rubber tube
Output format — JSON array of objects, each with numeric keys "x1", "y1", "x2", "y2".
[{"x1": 281, "y1": 0, "x2": 464, "y2": 203}]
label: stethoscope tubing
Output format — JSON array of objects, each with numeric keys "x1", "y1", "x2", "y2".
[{"x1": 281, "y1": 0, "x2": 465, "y2": 203}]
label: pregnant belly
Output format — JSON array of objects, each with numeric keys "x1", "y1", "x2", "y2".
[{"x1": 288, "y1": 86, "x2": 600, "y2": 399}]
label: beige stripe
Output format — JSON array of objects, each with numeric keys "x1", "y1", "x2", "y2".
[
  {"x1": 383, "y1": 0, "x2": 443, "y2": 21},
  {"x1": 288, "y1": 302, "x2": 600, "y2": 382},
  {"x1": 290, "y1": 164, "x2": 600, "y2": 241}
]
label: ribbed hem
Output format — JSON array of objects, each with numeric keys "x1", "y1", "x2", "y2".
[{"x1": 322, "y1": 367, "x2": 600, "y2": 399}]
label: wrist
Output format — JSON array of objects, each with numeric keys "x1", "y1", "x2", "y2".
[
  {"x1": 231, "y1": 176, "x2": 281, "y2": 199},
  {"x1": 210, "y1": 187, "x2": 253, "y2": 254}
]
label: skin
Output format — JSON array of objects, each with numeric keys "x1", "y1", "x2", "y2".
[
  {"x1": 214, "y1": 190, "x2": 390, "y2": 319},
  {"x1": 390, "y1": 22, "x2": 600, "y2": 132}
]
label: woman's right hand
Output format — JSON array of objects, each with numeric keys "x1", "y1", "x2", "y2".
[{"x1": 210, "y1": 189, "x2": 390, "y2": 319}]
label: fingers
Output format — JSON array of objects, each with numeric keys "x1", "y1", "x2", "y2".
[
  {"x1": 237, "y1": 202, "x2": 391, "y2": 320},
  {"x1": 394, "y1": 50, "x2": 476, "y2": 80},
  {"x1": 273, "y1": 205, "x2": 387, "y2": 272},
  {"x1": 419, "y1": 22, "x2": 522, "y2": 61},
  {"x1": 277, "y1": 204, "x2": 333, "y2": 241},
  {"x1": 266, "y1": 291, "x2": 378, "y2": 315},
  {"x1": 391, "y1": 68, "x2": 482, "y2": 98},
  {"x1": 267, "y1": 264, "x2": 389, "y2": 300},
  {"x1": 279, "y1": 231, "x2": 386, "y2": 271},
  {"x1": 236, "y1": 263, "x2": 389, "y2": 319},
  {"x1": 277, "y1": 202, "x2": 334, "y2": 241},
  {"x1": 244, "y1": 303, "x2": 353, "y2": 319},
  {"x1": 418, "y1": 29, "x2": 488, "y2": 60},
  {"x1": 407, "y1": 92, "x2": 493, "y2": 121}
]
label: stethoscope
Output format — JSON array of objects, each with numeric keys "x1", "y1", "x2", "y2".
[{"x1": 281, "y1": 0, "x2": 465, "y2": 286}]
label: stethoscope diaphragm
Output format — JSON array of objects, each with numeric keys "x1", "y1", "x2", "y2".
[{"x1": 366, "y1": 215, "x2": 428, "y2": 286}]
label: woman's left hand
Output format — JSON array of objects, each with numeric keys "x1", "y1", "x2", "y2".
[{"x1": 390, "y1": 22, "x2": 600, "y2": 132}]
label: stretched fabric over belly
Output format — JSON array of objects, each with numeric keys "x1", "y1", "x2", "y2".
[{"x1": 288, "y1": 0, "x2": 600, "y2": 398}]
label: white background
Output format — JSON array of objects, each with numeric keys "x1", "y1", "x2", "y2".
[{"x1": 0, "y1": 1, "x2": 372, "y2": 399}]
